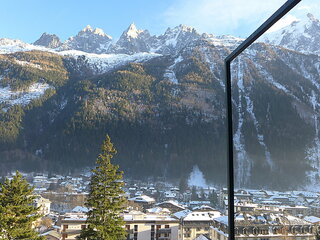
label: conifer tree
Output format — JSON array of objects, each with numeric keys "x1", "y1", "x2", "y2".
[
  {"x1": 79, "y1": 135, "x2": 127, "y2": 240},
  {"x1": 179, "y1": 176, "x2": 188, "y2": 193},
  {"x1": 209, "y1": 190, "x2": 219, "y2": 207},
  {"x1": 0, "y1": 171, "x2": 44, "y2": 240}
]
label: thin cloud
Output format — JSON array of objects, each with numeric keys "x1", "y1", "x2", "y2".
[
  {"x1": 162, "y1": 0, "x2": 305, "y2": 37},
  {"x1": 297, "y1": 5, "x2": 311, "y2": 11}
]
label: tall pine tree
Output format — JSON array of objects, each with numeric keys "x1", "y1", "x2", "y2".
[
  {"x1": 0, "y1": 171, "x2": 44, "y2": 240},
  {"x1": 79, "y1": 135, "x2": 127, "y2": 240}
]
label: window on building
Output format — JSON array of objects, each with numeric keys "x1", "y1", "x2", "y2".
[{"x1": 134, "y1": 225, "x2": 138, "y2": 232}]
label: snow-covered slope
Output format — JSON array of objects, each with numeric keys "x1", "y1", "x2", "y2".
[
  {"x1": 0, "y1": 80, "x2": 52, "y2": 110},
  {"x1": 59, "y1": 50, "x2": 161, "y2": 74},
  {"x1": 0, "y1": 38, "x2": 49, "y2": 54}
]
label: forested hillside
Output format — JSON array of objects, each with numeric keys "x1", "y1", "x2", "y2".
[{"x1": 1, "y1": 16, "x2": 320, "y2": 189}]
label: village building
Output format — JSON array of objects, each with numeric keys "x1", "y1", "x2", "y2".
[
  {"x1": 124, "y1": 210, "x2": 179, "y2": 240},
  {"x1": 211, "y1": 212, "x2": 316, "y2": 240},
  {"x1": 180, "y1": 209, "x2": 221, "y2": 240},
  {"x1": 34, "y1": 195, "x2": 52, "y2": 216}
]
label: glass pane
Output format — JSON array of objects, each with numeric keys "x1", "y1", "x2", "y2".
[{"x1": 231, "y1": 3, "x2": 320, "y2": 240}]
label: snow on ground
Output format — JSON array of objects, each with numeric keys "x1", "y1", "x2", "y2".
[
  {"x1": 58, "y1": 50, "x2": 161, "y2": 74},
  {"x1": 0, "y1": 39, "x2": 161, "y2": 75},
  {"x1": 15, "y1": 59, "x2": 42, "y2": 69},
  {"x1": 0, "y1": 81, "x2": 52, "y2": 109},
  {"x1": 188, "y1": 165, "x2": 207, "y2": 188},
  {"x1": 0, "y1": 38, "x2": 49, "y2": 54},
  {"x1": 232, "y1": 58, "x2": 252, "y2": 187},
  {"x1": 163, "y1": 55, "x2": 183, "y2": 84},
  {"x1": 207, "y1": 35, "x2": 243, "y2": 47}
]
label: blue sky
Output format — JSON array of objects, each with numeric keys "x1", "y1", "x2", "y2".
[{"x1": 0, "y1": 0, "x2": 319, "y2": 43}]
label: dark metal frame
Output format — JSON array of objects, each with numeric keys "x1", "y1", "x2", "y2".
[{"x1": 224, "y1": 1, "x2": 301, "y2": 239}]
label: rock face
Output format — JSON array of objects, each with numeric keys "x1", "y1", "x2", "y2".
[
  {"x1": 60, "y1": 25, "x2": 113, "y2": 54},
  {"x1": 110, "y1": 23, "x2": 152, "y2": 54},
  {"x1": 263, "y1": 13, "x2": 320, "y2": 55},
  {"x1": 33, "y1": 33, "x2": 62, "y2": 48},
  {"x1": 154, "y1": 25, "x2": 201, "y2": 54}
]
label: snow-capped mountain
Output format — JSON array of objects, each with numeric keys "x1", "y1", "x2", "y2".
[
  {"x1": 0, "y1": 38, "x2": 48, "y2": 54},
  {"x1": 33, "y1": 33, "x2": 62, "y2": 49},
  {"x1": 263, "y1": 13, "x2": 320, "y2": 55},
  {"x1": 110, "y1": 23, "x2": 152, "y2": 54},
  {"x1": 153, "y1": 24, "x2": 201, "y2": 54},
  {"x1": 1, "y1": 23, "x2": 239, "y2": 56},
  {"x1": 1, "y1": 13, "x2": 320, "y2": 189},
  {"x1": 60, "y1": 25, "x2": 113, "y2": 54}
]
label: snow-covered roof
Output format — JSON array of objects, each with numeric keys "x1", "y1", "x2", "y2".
[
  {"x1": 156, "y1": 200, "x2": 186, "y2": 209},
  {"x1": 304, "y1": 216, "x2": 320, "y2": 223},
  {"x1": 146, "y1": 207, "x2": 170, "y2": 214},
  {"x1": 215, "y1": 213, "x2": 312, "y2": 226},
  {"x1": 192, "y1": 205, "x2": 215, "y2": 211},
  {"x1": 215, "y1": 215, "x2": 229, "y2": 225},
  {"x1": 123, "y1": 211, "x2": 178, "y2": 222},
  {"x1": 183, "y1": 210, "x2": 221, "y2": 221},
  {"x1": 129, "y1": 195, "x2": 155, "y2": 203},
  {"x1": 72, "y1": 206, "x2": 89, "y2": 213},
  {"x1": 173, "y1": 209, "x2": 192, "y2": 219},
  {"x1": 194, "y1": 235, "x2": 210, "y2": 240}
]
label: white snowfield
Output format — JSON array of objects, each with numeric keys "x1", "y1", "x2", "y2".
[
  {"x1": 0, "y1": 38, "x2": 162, "y2": 73},
  {"x1": 0, "y1": 81, "x2": 51, "y2": 109},
  {"x1": 58, "y1": 50, "x2": 161, "y2": 74},
  {"x1": 0, "y1": 38, "x2": 48, "y2": 54}
]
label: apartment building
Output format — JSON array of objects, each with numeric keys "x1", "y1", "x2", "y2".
[
  {"x1": 211, "y1": 212, "x2": 316, "y2": 240},
  {"x1": 124, "y1": 210, "x2": 179, "y2": 240},
  {"x1": 58, "y1": 212, "x2": 87, "y2": 240},
  {"x1": 180, "y1": 209, "x2": 221, "y2": 240}
]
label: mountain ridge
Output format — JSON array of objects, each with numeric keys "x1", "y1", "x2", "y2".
[{"x1": 0, "y1": 12, "x2": 319, "y2": 190}]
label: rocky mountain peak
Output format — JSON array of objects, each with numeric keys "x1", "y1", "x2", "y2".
[
  {"x1": 60, "y1": 25, "x2": 113, "y2": 54},
  {"x1": 307, "y1": 13, "x2": 318, "y2": 22},
  {"x1": 77, "y1": 25, "x2": 112, "y2": 39},
  {"x1": 124, "y1": 23, "x2": 143, "y2": 39},
  {"x1": 119, "y1": 23, "x2": 150, "y2": 41},
  {"x1": 82, "y1": 25, "x2": 93, "y2": 32},
  {"x1": 33, "y1": 33, "x2": 62, "y2": 49},
  {"x1": 110, "y1": 23, "x2": 152, "y2": 54},
  {"x1": 262, "y1": 12, "x2": 320, "y2": 55}
]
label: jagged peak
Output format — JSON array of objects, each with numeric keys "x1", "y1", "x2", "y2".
[
  {"x1": 177, "y1": 24, "x2": 196, "y2": 32},
  {"x1": 123, "y1": 23, "x2": 144, "y2": 39},
  {"x1": 76, "y1": 25, "x2": 112, "y2": 39},
  {"x1": 82, "y1": 25, "x2": 93, "y2": 32},
  {"x1": 38, "y1": 32, "x2": 59, "y2": 38},
  {"x1": 164, "y1": 24, "x2": 198, "y2": 36},
  {"x1": 307, "y1": 13, "x2": 318, "y2": 22}
]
